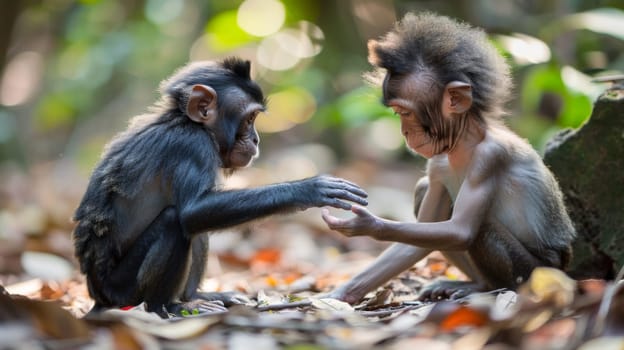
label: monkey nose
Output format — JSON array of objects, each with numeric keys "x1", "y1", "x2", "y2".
[{"x1": 400, "y1": 125, "x2": 408, "y2": 137}]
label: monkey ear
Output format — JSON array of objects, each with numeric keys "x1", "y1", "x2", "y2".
[
  {"x1": 186, "y1": 84, "x2": 218, "y2": 126},
  {"x1": 442, "y1": 81, "x2": 472, "y2": 117}
]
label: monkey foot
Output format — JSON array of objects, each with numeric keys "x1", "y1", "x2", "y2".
[
  {"x1": 162, "y1": 299, "x2": 228, "y2": 318},
  {"x1": 195, "y1": 291, "x2": 251, "y2": 306},
  {"x1": 418, "y1": 280, "x2": 481, "y2": 301}
]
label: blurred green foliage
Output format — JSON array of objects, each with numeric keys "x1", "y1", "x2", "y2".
[{"x1": 0, "y1": 0, "x2": 623, "y2": 170}]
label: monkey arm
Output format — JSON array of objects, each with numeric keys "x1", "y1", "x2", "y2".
[
  {"x1": 378, "y1": 175, "x2": 495, "y2": 249},
  {"x1": 324, "y1": 177, "x2": 451, "y2": 303},
  {"x1": 179, "y1": 183, "x2": 304, "y2": 234},
  {"x1": 323, "y1": 176, "x2": 493, "y2": 303},
  {"x1": 323, "y1": 173, "x2": 494, "y2": 250},
  {"x1": 330, "y1": 243, "x2": 431, "y2": 303},
  {"x1": 415, "y1": 178, "x2": 452, "y2": 221},
  {"x1": 175, "y1": 169, "x2": 368, "y2": 235}
]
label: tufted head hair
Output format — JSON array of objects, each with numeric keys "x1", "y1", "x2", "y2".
[{"x1": 367, "y1": 12, "x2": 512, "y2": 119}]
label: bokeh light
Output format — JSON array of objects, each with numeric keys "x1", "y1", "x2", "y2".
[
  {"x1": 295, "y1": 21, "x2": 324, "y2": 57},
  {"x1": 561, "y1": 66, "x2": 603, "y2": 100},
  {"x1": 275, "y1": 155, "x2": 318, "y2": 181},
  {"x1": 0, "y1": 51, "x2": 44, "y2": 106},
  {"x1": 144, "y1": 0, "x2": 184, "y2": 24},
  {"x1": 204, "y1": 10, "x2": 256, "y2": 53},
  {"x1": 256, "y1": 23, "x2": 324, "y2": 71},
  {"x1": 496, "y1": 33, "x2": 551, "y2": 65},
  {"x1": 369, "y1": 118, "x2": 403, "y2": 151},
  {"x1": 237, "y1": 0, "x2": 285, "y2": 37},
  {"x1": 0, "y1": 111, "x2": 16, "y2": 143},
  {"x1": 256, "y1": 32, "x2": 301, "y2": 71},
  {"x1": 256, "y1": 87, "x2": 316, "y2": 133}
]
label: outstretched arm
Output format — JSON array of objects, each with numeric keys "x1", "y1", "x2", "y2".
[
  {"x1": 181, "y1": 175, "x2": 368, "y2": 235},
  {"x1": 323, "y1": 172, "x2": 494, "y2": 250}
]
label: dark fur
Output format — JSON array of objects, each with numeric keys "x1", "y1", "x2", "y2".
[{"x1": 73, "y1": 58, "x2": 368, "y2": 317}]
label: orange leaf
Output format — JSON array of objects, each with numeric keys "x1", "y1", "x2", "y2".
[
  {"x1": 265, "y1": 274, "x2": 279, "y2": 287},
  {"x1": 283, "y1": 273, "x2": 301, "y2": 285},
  {"x1": 429, "y1": 261, "x2": 448, "y2": 274},
  {"x1": 440, "y1": 305, "x2": 488, "y2": 332},
  {"x1": 578, "y1": 279, "x2": 606, "y2": 296},
  {"x1": 252, "y1": 248, "x2": 281, "y2": 265},
  {"x1": 40, "y1": 281, "x2": 64, "y2": 300},
  {"x1": 218, "y1": 252, "x2": 250, "y2": 267}
]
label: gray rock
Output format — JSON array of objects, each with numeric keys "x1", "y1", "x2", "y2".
[{"x1": 544, "y1": 87, "x2": 624, "y2": 279}]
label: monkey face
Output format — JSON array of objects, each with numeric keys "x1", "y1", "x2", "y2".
[
  {"x1": 382, "y1": 73, "x2": 446, "y2": 158},
  {"x1": 389, "y1": 104, "x2": 436, "y2": 158},
  {"x1": 228, "y1": 109, "x2": 261, "y2": 168},
  {"x1": 205, "y1": 86, "x2": 265, "y2": 169}
]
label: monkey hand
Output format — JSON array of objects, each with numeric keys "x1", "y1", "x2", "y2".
[
  {"x1": 321, "y1": 205, "x2": 384, "y2": 239},
  {"x1": 317, "y1": 285, "x2": 364, "y2": 305},
  {"x1": 295, "y1": 175, "x2": 368, "y2": 210}
]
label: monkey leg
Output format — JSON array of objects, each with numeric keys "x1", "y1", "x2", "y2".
[
  {"x1": 182, "y1": 234, "x2": 251, "y2": 306},
  {"x1": 139, "y1": 207, "x2": 227, "y2": 317},
  {"x1": 84, "y1": 212, "x2": 179, "y2": 310},
  {"x1": 181, "y1": 233, "x2": 209, "y2": 300},
  {"x1": 93, "y1": 207, "x2": 224, "y2": 318},
  {"x1": 420, "y1": 221, "x2": 548, "y2": 301},
  {"x1": 418, "y1": 251, "x2": 488, "y2": 301},
  {"x1": 413, "y1": 176, "x2": 429, "y2": 218},
  {"x1": 469, "y1": 220, "x2": 550, "y2": 290}
]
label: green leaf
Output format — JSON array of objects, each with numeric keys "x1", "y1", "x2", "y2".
[
  {"x1": 35, "y1": 94, "x2": 76, "y2": 130},
  {"x1": 559, "y1": 92, "x2": 592, "y2": 128},
  {"x1": 521, "y1": 64, "x2": 565, "y2": 111},
  {"x1": 336, "y1": 86, "x2": 393, "y2": 125},
  {"x1": 520, "y1": 64, "x2": 591, "y2": 129}
]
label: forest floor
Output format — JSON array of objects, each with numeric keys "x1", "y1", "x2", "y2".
[
  {"x1": 1, "y1": 161, "x2": 623, "y2": 349},
  {"x1": 3, "y1": 233, "x2": 623, "y2": 349}
]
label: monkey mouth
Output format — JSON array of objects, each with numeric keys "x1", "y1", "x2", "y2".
[{"x1": 410, "y1": 140, "x2": 430, "y2": 149}]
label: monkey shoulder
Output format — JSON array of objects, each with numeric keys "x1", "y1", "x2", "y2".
[
  {"x1": 78, "y1": 120, "x2": 218, "y2": 214},
  {"x1": 124, "y1": 121, "x2": 218, "y2": 181},
  {"x1": 468, "y1": 126, "x2": 539, "y2": 185},
  {"x1": 479, "y1": 127, "x2": 571, "y2": 247}
]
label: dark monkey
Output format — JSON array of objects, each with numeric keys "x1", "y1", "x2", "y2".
[
  {"x1": 73, "y1": 58, "x2": 368, "y2": 318},
  {"x1": 322, "y1": 13, "x2": 575, "y2": 302}
]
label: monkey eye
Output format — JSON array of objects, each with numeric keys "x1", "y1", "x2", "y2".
[
  {"x1": 392, "y1": 108, "x2": 411, "y2": 118},
  {"x1": 420, "y1": 122, "x2": 433, "y2": 136},
  {"x1": 246, "y1": 111, "x2": 259, "y2": 125}
]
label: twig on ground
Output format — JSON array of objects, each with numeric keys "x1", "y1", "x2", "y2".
[{"x1": 256, "y1": 300, "x2": 313, "y2": 312}]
